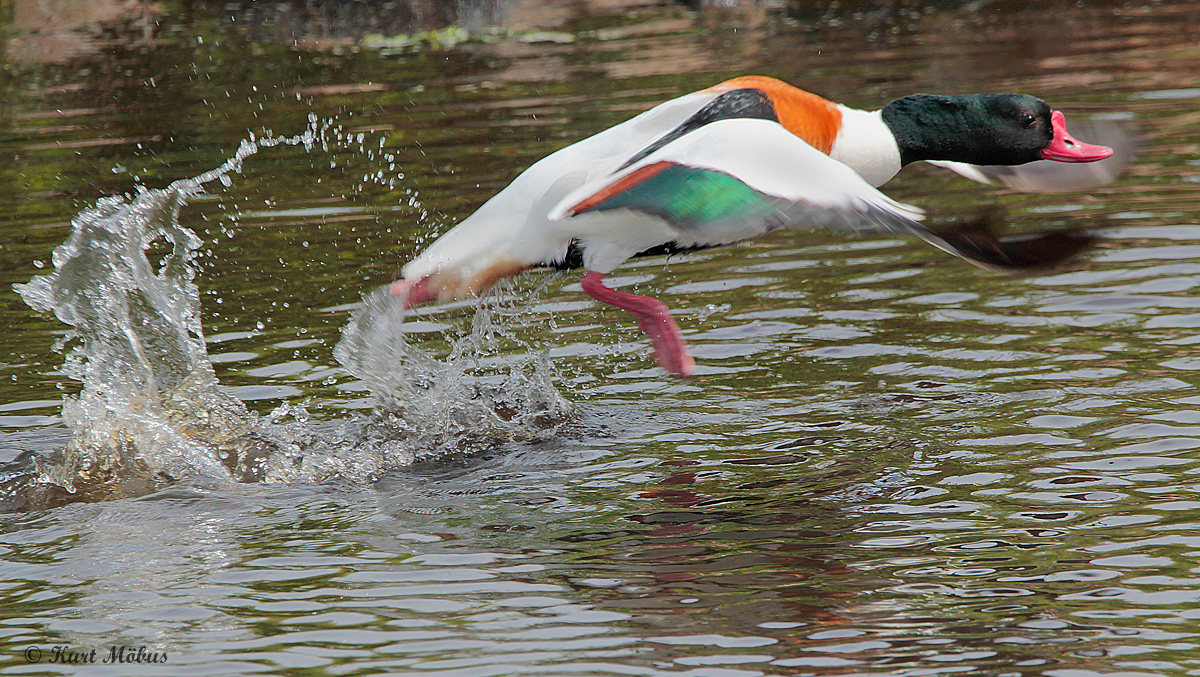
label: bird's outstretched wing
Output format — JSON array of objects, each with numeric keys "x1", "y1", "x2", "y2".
[
  {"x1": 550, "y1": 117, "x2": 926, "y2": 248},
  {"x1": 925, "y1": 208, "x2": 1098, "y2": 271},
  {"x1": 929, "y1": 117, "x2": 1138, "y2": 192},
  {"x1": 550, "y1": 117, "x2": 1096, "y2": 272}
]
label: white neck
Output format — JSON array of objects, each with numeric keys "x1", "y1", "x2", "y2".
[{"x1": 829, "y1": 106, "x2": 903, "y2": 187}]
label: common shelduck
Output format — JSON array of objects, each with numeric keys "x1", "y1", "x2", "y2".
[{"x1": 391, "y1": 76, "x2": 1114, "y2": 377}]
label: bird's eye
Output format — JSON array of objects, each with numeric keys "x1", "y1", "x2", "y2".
[{"x1": 1019, "y1": 112, "x2": 1037, "y2": 128}]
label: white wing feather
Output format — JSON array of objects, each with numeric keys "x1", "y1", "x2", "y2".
[
  {"x1": 551, "y1": 117, "x2": 926, "y2": 246},
  {"x1": 402, "y1": 89, "x2": 723, "y2": 281}
]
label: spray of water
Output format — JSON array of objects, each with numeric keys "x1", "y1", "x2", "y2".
[
  {"x1": 335, "y1": 285, "x2": 571, "y2": 462},
  {"x1": 3, "y1": 121, "x2": 571, "y2": 511}
]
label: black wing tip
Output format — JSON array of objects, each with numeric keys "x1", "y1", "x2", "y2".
[{"x1": 933, "y1": 209, "x2": 1099, "y2": 271}]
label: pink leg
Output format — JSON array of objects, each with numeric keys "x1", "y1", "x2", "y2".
[
  {"x1": 390, "y1": 276, "x2": 439, "y2": 309},
  {"x1": 580, "y1": 271, "x2": 695, "y2": 378}
]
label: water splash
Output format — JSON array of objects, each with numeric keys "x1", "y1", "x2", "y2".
[
  {"x1": 3, "y1": 124, "x2": 571, "y2": 511},
  {"x1": 12, "y1": 142, "x2": 265, "y2": 503},
  {"x1": 335, "y1": 286, "x2": 572, "y2": 461}
]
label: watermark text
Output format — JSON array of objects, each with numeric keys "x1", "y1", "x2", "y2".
[{"x1": 22, "y1": 645, "x2": 168, "y2": 665}]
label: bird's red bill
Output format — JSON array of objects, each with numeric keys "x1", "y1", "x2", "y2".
[{"x1": 1040, "y1": 111, "x2": 1114, "y2": 163}]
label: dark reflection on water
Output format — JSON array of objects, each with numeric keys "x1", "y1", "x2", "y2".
[{"x1": 5, "y1": 0, "x2": 1200, "y2": 674}]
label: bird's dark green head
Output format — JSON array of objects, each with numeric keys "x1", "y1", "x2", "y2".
[{"x1": 882, "y1": 93, "x2": 1112, "y2": 166}]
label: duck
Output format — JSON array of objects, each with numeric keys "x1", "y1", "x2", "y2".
[{"x1": 391, "y1": 75, "x2": 1114, "y2": 378}]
